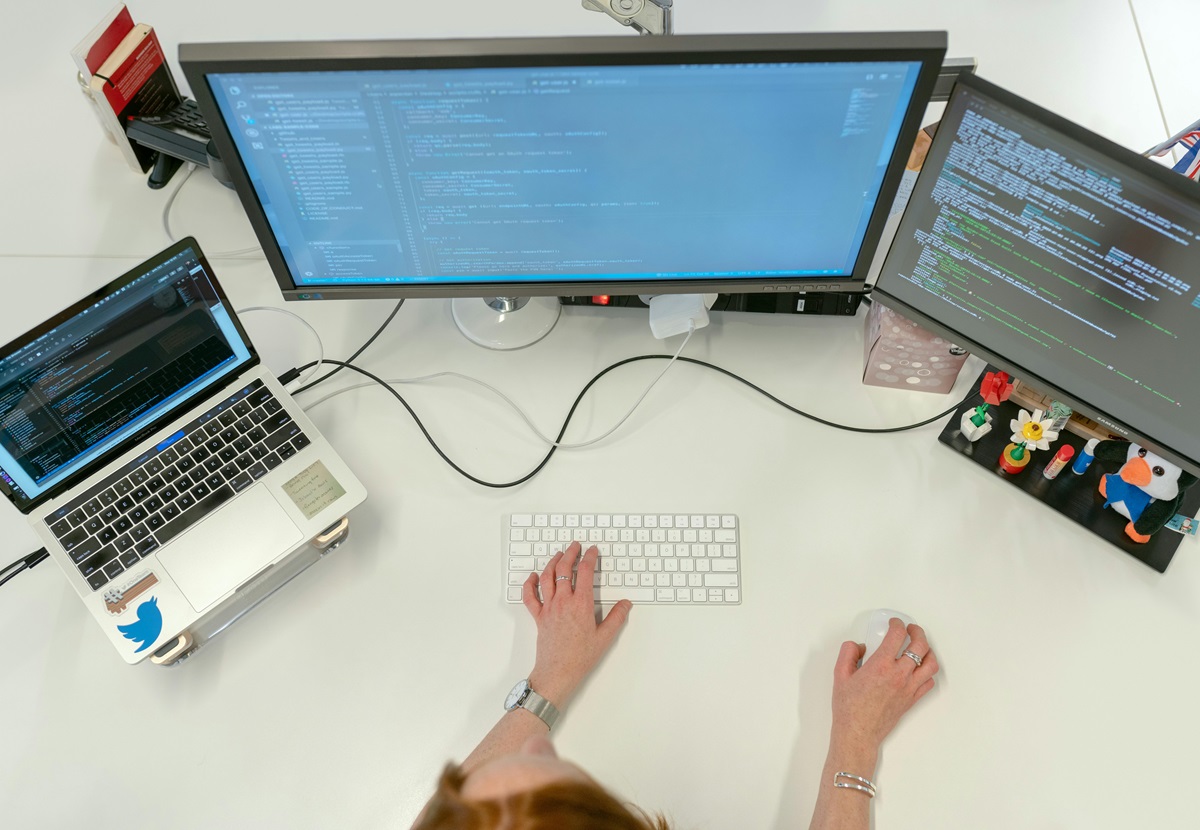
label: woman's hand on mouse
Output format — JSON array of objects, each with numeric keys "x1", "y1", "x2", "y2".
[
  {"x1": 829, "y1": 618, "x2": 939, "y2": 760},
  {"x1": 522, "y1": 541, "x2": 633, "y2": 710}
]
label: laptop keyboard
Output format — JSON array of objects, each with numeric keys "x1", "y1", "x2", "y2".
[{"x1": 44, "y1": 379, "x2": 311, "y2": 592}]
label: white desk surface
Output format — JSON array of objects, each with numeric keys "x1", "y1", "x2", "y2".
[{"x1": 2, "y1": 3, "x2": 1198, "y2": 829}]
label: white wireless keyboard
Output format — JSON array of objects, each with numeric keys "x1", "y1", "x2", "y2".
[{"x1": 504, "y1": 513, "x2": 741, "y2": 606}]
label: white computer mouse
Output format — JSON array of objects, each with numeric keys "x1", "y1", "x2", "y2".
[{"x1": 861, "y1": 608, "x2": 915, "y2": 666}]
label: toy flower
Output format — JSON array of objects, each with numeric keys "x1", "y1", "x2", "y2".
[{"x1": 1009, "y1": 408, "x2": 1059, "y2": 451}]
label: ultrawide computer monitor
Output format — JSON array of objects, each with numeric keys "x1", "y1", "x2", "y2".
[
  {"x1": 874, "y1": 74, "x2": 1200, "y2": 479},
  {"x1": 181, "y1": 32, "x2": 946, "y2": 343}
]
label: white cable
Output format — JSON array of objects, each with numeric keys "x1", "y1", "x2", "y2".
[
  {"x1": 161, "y1": 163, "x2": 197, "y2": 244},
  {"x1": 161, "y1": 162, "x2": 263, "y2": 259},
  {"x1": 236, "y1": 306, "x2": 325, "y2": 388},
  {"x1": 300, "y1": 324, "x2": 695, "y2": 449}
]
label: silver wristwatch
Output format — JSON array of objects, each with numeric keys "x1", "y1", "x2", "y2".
[{"x1": 504, "y1": 679, "x2": 560, "y2": 730}]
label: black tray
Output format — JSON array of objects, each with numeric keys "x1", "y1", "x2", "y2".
[{"x1": 937, "y1": 371, "x2": 1200, "y2": 572}]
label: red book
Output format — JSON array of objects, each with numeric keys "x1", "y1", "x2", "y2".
[{"x1": 71, "y1": 6, "x2": 181, "y2": 172}]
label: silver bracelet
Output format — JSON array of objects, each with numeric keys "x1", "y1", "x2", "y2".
[{"x1": 833, "y1": 771, "x2": 877, "y2": 798}]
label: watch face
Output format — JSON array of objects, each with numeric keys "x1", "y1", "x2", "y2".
[{"x1": 505, "y1": 679, "x2": 530, "y2": 711}]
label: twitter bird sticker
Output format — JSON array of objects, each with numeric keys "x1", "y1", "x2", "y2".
[{"x1": 117, "y1": 597, "x2": 163, "y2": 653}]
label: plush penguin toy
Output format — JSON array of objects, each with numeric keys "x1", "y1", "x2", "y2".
[{"x1": 1094, "y1": 441, "x2": 1198, "y2": 543}]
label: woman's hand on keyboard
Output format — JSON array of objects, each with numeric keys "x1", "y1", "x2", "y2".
[{"x1": 523, "y1": 541, "x2": 633, "y2": 710}]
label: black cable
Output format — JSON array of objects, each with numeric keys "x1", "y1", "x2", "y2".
[
  {"x1": 296, "y1": 354, "x2": 973, "y2": 489},
  {"x1": 0, "y1": 548, "x2": 49, "y2": 590},
  {"x1": 294, "y1": 299, "x2": 405, "y2": 394}
]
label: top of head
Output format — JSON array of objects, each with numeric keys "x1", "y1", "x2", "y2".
[{"x1": 863, "y1": 609, "x2": 915, "y2": 665}]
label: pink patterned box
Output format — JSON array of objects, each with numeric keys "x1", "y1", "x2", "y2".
[{"x1": 862, "y1": 301, "x2": 969, "y2": 393}]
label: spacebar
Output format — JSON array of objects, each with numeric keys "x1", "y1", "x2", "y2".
[
  {"x1": 155, "y1": 486, "x2": 236, "y2": 546},
  {"x1": 595, "y1": 587, "x2": 657, "y2": 603}
]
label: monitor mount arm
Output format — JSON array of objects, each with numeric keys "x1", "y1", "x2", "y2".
[{"x1": 582, "y1": 0, "x2": 673, "y2": 35}]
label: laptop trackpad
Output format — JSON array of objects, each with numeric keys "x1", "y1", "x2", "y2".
[{"x1": 158, "y1": 486, "x2": 304, "y2": 612}]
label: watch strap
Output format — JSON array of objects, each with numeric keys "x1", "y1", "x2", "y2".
[{"x1": 518, "y1": 686, "x2": 560, "y2": 730}]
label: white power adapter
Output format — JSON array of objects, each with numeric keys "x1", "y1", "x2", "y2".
[{"x1": 644, "y1": 293, "x2": 717, "y2": 339}]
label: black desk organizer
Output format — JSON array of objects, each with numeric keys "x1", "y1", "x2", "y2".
[{"x1": 937, "y1": 371, "x2": 1200, "y2": 573}]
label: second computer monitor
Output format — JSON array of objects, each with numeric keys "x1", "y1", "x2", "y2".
[
  {"x1": 181, "y1": 32, "x2": 946, "y2": 301},
  {"x1": 874, "y1": 74, "x2": 1200, "y2": 478}
]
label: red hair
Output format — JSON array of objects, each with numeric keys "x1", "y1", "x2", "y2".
[{"x1": 413, "y1": 764, "x2": 671, "y2": 830}]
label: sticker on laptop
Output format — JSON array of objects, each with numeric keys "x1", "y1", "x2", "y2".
[
  {"x1": 117, "y1": 597, "x2": 163, "y2": 654},
  {"x1": 281, "y1": 460, "x2": 346, "y2": 521},
  {"x1": 103, "y1": 570, "x2": 159, "y2": 616},
  {"x1": 1166, "y1": 514, "x2": 1198, "y2": 536}
]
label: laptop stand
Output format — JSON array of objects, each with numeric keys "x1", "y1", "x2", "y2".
[{"x1": 148, "y1": 517, "x2": 353, "y2": 666}]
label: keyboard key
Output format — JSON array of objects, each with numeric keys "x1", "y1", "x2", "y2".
[
  {"x1": 136, "y1": 537, "x2": 159, "y2": 558},
  {"x1": 230, "y1": 472, "x2": 253, "y2": 492},
  {"x1": 146, "y1": 477, "x2": 164, "y2": 493},
  {"x1": 277, "y1": 443, "x2": 296, "y2": 461},
  {"x1": 83, "y1": 516, "x2": 104, "y2": 534},
  {"x1": 160, "y1": 448, "x2": 179, "y2": 465},
  {"x1": 98, "y1": 489, "x2": 117, "y2": 506},
  {"x1": 220, "y1": 463, "x2": 239, "y2": 480},
  {"x1": 83, "y1": 499, "x2": 102, "y2": 517},
  {"x1": 177, "y1": 455, "x2": 196, "y2": 473},
  {"x1": 87, "y1": 571, "x2": 109, "y2": 591},
  {"x1": 248, "y1": 462, "x2": 268, "y2": 480},
  {"x1": 162, "y1": 465, "x2": 181, "y2": 483},
  {"x1": 59, "y1": 527, "x2": 89, "y2": 551},
  {"x1": 204, "y1": 456, "x2": 223, "y2": 474},
  {"x1": 249, "y1": 387, "x2": 272, "y2": 407},
  {"x1": 145, "y1": 458, "x2": 164, "y2": 476},
  {"x1": 67, "y1": 508, "x2": 88, "y2": 527},
  {"x1": 263, "y1": 453, "x2": 282, "y2": 470},
  {"x1": 704, "y1": 574, "x2": 738, "y2": 588},
  {"x1": 205, "y1": 437, "x2": 224, "y2": 454},
  {"x1": 130, "y1": 524, "x2": 149, "y2": 541},
  {"x1": 147, "y1": 514, "x2": 165, "y2": 532},
  {"x1": 162, "y1": 503, "x2": 181, "y2": 521},
  {"x1": 112, "y1": 517, "x2": 132, "y2": 534},
  {"x1": 131, "y1": 487, "x2": 149, "y2": 503},
  {"x1": 49, "y1": 518, "x2": 72, "y2": 538},
  {"x1": 220, "y1": 428, "x2": 238, "y2": 444},
  {"x1": 174, "y1": 436, "x2": 193, "y2": 454},
  {"x1": 119, "y1": 550, "x2": 140, "y2": 569},
  {"x1": 97, "y1": 527, "x2": 117, "y2": 544},
  {"x1": 69, "y1": 535, "x2": 103, "y2": 564},
  {"x1": 292, "y1": 433, "x2": 311, "y2": 451},
  {"x1": 129, "y1": 469, "x2": 149, "y2": 486},
  {"x1": 233, "y1": 401, "x2": 252, "y2": 417},
  {"x1": 114, "y1": 534, "x2": 134, "y2": 552},
  {"x1": 158, "y1": 486, "x2": 177, "y2": 503},
  {"x1": 79, "y1": 545, "x2": 119, "y2": 577},
  {"x1": 192, "y1": 483, "x2": 211, "y2": 500},
  {"x1": 233, "y1": 436, "x2": 252, "y2": 454},
  {"x1": 205, "y1": 474, "x2": 224, "y2": 491},
  {"x1": 129, "y1": 506, "x2": 148, "y2": 524},
  {"x1": 264, "y1": 398, "x2": 282, "y2": 415},
  {"x1": 114, "y1": 479, "x2": 133, "y2": 496},
  {"x1": 235, "y1": 453, "x2": 254, "y2": 471},
  {"x1": 218, "y1": 410, "x2": 238, "y2": 427}
]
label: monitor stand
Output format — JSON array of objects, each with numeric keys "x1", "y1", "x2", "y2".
[{"x1": 451, "y1": 296, "x2": 561, "y2": 350}]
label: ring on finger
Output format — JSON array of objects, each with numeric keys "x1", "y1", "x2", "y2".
[
  {"x1": 555, "y1": 575, "x2": 571, "y2": 583},
  {"x1": 901, "y1": 650, "x2": 923, "y2": 668}
]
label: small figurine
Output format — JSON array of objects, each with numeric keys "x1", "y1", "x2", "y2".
[
  {"x1": 998, "y1": 408, "x2": 1059, "y2": 474},
  {"x1": 998, "y1": 441, "x2": 1031, "y2": 474},
  {"x1": 961, "y1": 370, "x2": 1014, "y2": 443},
  {"x1": 1094, "y1": 441, "x2": 1199, "y2": 543},
  {"x1": 960, "y1": 406, "x2": 993, "y2": 442}
]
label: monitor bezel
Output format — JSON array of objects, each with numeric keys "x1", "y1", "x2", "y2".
[
  {"x1": 872, "y1": 72, "x2": 1200, "y2": 479},
  {"x1": 180, "y1": 31, "x2": 947, "y2": 301},
  {"x1": 0, "y1": 238, "x2": 260, "y2": 513}
]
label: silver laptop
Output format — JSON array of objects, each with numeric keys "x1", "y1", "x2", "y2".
[{"x1": 0, "y1": 238, "x2": 366, "y2": 664}]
